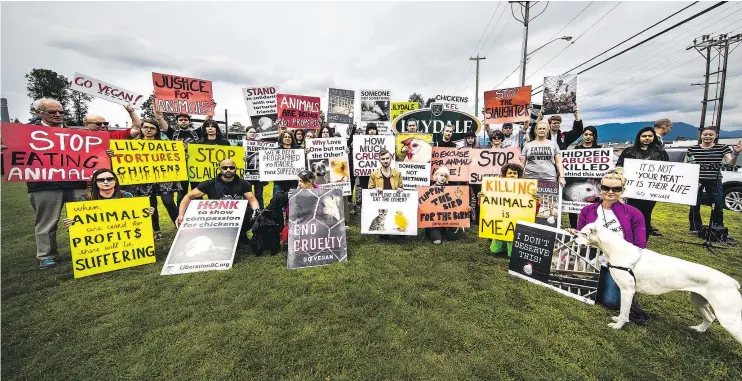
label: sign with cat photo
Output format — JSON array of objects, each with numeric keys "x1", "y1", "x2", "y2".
[
  {"x1": 287, "y1": 188, "x2": 347, "y2": 269},
  {"x1": 561, "y1": 148, "x2": 614, "y2": 213},
  {"x1": 361, "y1": 190, "x2": 418, "y2": 236},
  {"x1": 305, "y1": 138, "x2": 351, "y2": 196}
]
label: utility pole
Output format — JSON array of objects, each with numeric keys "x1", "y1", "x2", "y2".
[
  {"x1": 470, "y1": 54, "x2": 486, "y2": 116},
  {"x1": 510, "y1": 1, "x2": 548, "y2": 86}
]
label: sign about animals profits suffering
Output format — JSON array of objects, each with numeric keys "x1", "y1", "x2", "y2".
[
  {"x1": 535, "y1": 180, "x2": 562, "y2": 229},
  {"x1": 259, "y1": 148, "x2": 306, "y2": 181},
  {"x1": 392, "y1": 108, "x2": 482, "y2": 147},
  {"x1": 2, "y1": 123, "x2": 110, "y2": 182},
  {"x1": 288, "y1": 188, "x2": 347, "y2": 269},
  {"x1": 468, "y1": 147, "x2": 521, "y2": 184},
  {"x1": 305, "y1": 138, "x2": 351, "y2": 196},
  {"x1": 395, "y1": 133, "x2": 433, "y2": 189},
  {"x1": 431, "y1": 147, "x2": 471, "y2": 182},
  {"x1": 418, "y1": 186, "x2": 471, "y2": 228},
  {"x1": 622, "y1": 159, "x2": 699, "y2": 205},
  {"x1": 67, "y1": 197, "x2": 155, "y2": 278},
  {"x1": 390, "y1": 101, "x2": 419, "y2": 122},
  {"x1": 479, "y1": 177, "x2": 538, "y2": 241},
  {"x1": 483, "y1": 86, "x2": 531, "y2": 124},
  {"x1": 152, "y1": 72, "x2": 214, "y2": 116},
  {"x1": 109, "y1": 139, "x2": 187, "y2": 185},
  {"x1": 433, "y1": 94, "x2": 469, "y2": 111},
  {"x1": 542, "y1": 74, "x2": 577, "y2": 115},
  {"x1": 509, "y1": 221, "x2": 603, "y2": 305},
  {"x1": 327, "y1": 88, "x2": 355, "y2": 124},
  {"x1": 361, "y1": 189, "x2": 418, "y2": 235},
  {"x1": 562, "y1": 148, "x2": 614, "y2": 213},
  {"x1": 243, "y1": 140, "x2": 277, "y2": 181},
  {"x1": 72, "y1": 72, "x2": 145, "y2": 109},
  {"x1": 277, "y1": 94, "x2": 321, "y2": 129},
  {"x1": 352, "y1": 135, "x2": 395, "y2": 177},
  {"x1": 186, "y1": 144, "x2": 245, "y2": 182},
  {"x1": 360, "y1": 89, "x2": 391, "y2": 122},
  {"x1": 162, "y1": 200, "x2": 249, "y2": 275},
  {"x1": 243, "y1": 85, "x2": 279, "y2": 139}
]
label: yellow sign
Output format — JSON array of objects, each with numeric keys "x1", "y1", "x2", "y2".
[
  {"x1": 186, "y1": 144, "x2": 245, "y2": 182},
  {"x1": 109, "y1": 139, "x2": 187, "y2": 185},
  {"x1": 390, "y1": 101, "x2": 419, "y2": 122},
  {"x1": 479, "y1": 177, "x2": 537, "y2": 241},
  {"x1": 67, "y1": 197, "x2": 156, "y2": 278}
]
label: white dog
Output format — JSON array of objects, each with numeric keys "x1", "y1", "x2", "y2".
[{"x1": 570, "y1": 223, "x2": 742, "y2": 344}]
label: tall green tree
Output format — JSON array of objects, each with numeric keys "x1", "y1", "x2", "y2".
[
  {"x1": 408, "y1": 93, "x2": 424, "y2": 106},
  {"x1": 229, "y1": 121, "x2": 245, "y2": 133},
  {"x1": 139, "y1": 92, "x2": 176, "y2": 127},
  {"x1": 25, "y1": 68, "x2": 70, "y2": 122},
  {"x1": 67, "y1": 90, "x2": 94, "y2": 126}
]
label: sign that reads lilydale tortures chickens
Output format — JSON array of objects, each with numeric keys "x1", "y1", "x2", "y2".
[
  {"x1": 392, "y1": 108, "x2": 482, "y2": 147},
  {"x1": 287, "y1": 188, "x2": 347, "y2": 269}
]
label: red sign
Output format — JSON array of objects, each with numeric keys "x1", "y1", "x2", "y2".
[
  {"x1": 1, "y1": 123, "x2": 110, "y2": 182},
  {"x1": 152, "y1": 72, "x2": 214, "y2": 116},
  {"x1": 276, "y1": 94, "x2": 321, "y2": 129},
  {"x1": 484, "y1": 86, "x2": 532, "y2": 124}
]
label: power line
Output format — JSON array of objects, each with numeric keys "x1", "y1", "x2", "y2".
[
  {"x1": 483, "y1": 15, "x2": 513, "y2": 57},
  {"x1": 469, "y1": 2, "x2": 504, "y2": 56}
]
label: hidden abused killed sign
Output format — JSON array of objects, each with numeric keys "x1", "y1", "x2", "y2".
[
  {"x1": 186, "y1": 144, "x2": 245, "y2": 182},
  {"x1": 109, "y1": 139, "x2": 188, "y2": 185},
  {"x1": 152, "y1": 72, "x2": 214, "y2": 116},
  {"x1": 2, "y1": 123, "x2": 110, "y2": 182}
]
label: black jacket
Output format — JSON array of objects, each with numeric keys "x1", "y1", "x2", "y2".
[
  {"x1": 574, "y1": 143, "x2": 603, "y2": 149},
  {"x1": 616, "y1": 126, "x2": 669, "y2": 166},
  {"x1": 197, "y1": 137, "x2": 231, "y2": 146},
  {"x1": 556, "y1": 119, "x2": 584, "y2": 150}
]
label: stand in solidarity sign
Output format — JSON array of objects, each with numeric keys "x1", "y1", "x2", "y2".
[
  {"x1": 109, "y1": 140, "x2": 187, "y2": 185},
  {"x1": 186, "y1": 144, "x2": 245, "y2": 182},
  {"x1": 2, "y1": 123, "x2": 110, "y2": 182},
  {"x1": 152, "y1": 72, "x2": 214, "y2": 116}
]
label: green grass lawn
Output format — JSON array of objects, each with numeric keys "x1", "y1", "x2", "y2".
[{"x1": 2, "y1": 181, "x2": 741, "y2": 380}]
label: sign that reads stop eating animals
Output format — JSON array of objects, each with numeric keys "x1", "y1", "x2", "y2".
[
  {"x1": 392, "y1": 108, "x2": 482, "y2": 147},
  {"x1": 152, "y1": 72, "x2": 214, "y2": 116},
  {"x1": 483, "y1": 86, "x2": 532, "y2": 125},
  {"x1": 72, "y1": 72, "x2": 145, "y2": 109},
  {"x1": 109, "y1": 139, "x2": 187, "y2": 185},
  {"x1": 186, "y1": 144, "x2": 245, "y2": 182},
  {"x1": 327, "y1": 88, "x2": 355, "y2": 125}
]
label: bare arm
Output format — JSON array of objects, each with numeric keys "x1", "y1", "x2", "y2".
[
  {"x1": 176, "y1": 188, "x2": 206, "y2": 226},
  {"x1": 244, "y1": 191, "x2": 260, "y2": 211},
  {"x1": 125, "y1": 104, "x2": 142, "y2": 138},
  {"x1": 555, "y1": 153, "x2": 566, "y2": 186},
  {"x1": 725, "y1": 141, "x2": 742, "y2": 166},
  {"x1": 153, "y1": 107, "x2": 169, "y2": 133}
]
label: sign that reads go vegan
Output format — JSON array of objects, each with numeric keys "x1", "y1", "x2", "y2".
[
  {"x1": 2, "y1": 123, "x2": 110, "y2": 182},
  {"x1": 277, "y1": 94, "x2": 321, "y2": 129},
  {"x1": 152, "y1": 72, "x2": 214, "y2": 116},
  {"x1": 109, "y1": 139, "x2": 187, "y2": 185},
  {"x1": 484, "y1": 86, "x2": 532, "y2": 125},
  {"x1": 187, "y1": 144, "x2": 245, "y2": 182},
  {"x1": 72, "y1": 72, "x2": 146, "y2": 109}
]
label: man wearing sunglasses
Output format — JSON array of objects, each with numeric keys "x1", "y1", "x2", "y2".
[{"x1": 83, "y1": 104, "x2": 142, "y2": 139}]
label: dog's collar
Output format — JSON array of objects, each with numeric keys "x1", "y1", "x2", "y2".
[{"x1": 607, "y1": 248, "x2": 643, "y2": 283}]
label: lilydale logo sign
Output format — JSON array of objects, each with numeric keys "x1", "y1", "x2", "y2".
[{"x1": 391, "y1": 108, "x2": 482, "y2": 145}]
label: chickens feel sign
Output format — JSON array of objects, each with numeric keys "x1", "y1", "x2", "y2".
[{"x1": 391, "y1": 108, "x2": 482, "y2": 146}]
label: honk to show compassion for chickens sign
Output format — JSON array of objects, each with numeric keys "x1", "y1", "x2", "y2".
[{"x1": 360, "y1": 190, "x2": 418, "y2": 236}]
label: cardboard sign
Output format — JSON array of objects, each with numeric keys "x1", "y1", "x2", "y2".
[
  {"x1": 243, "y1": 86, "x2": 279, "y2": 139},
  {"x1": 468, "y1": 147, "x2": 521, "y2": 184},
  {"x1": 276, "y1": 94, "x2": 321, "y2": 129},
  {"x1": 243, "y1": 140, "x2": 277, "y2": 181},
  {"x1": 161, "y1": 200, "x2": 249, "y2": 275},
  {"x1": 395, "y1": 133, "x2": 433, "y2": 189},
  {"x1": 360, "y1": 89, "x2": 391, "y2": 122},
  {"x1": 479, "y1": 177, "x2": 538, "y2": 241},
  {"x1": 562, "y1": 148, "x2": 614, "y2": 214},
  {"x1": 535, "y1": 180, "x2": 562, "y2": 229},
  {"x1": 328, "y1": 88, "x2": 355, "y2": 124},
  {"x1": 543, "y1": 74, "x2": 577, "y2": 115},
  {"x1": 152, "y1": 72, "x2": 214, "y2": 116},
  {"x1": 433, "y1": 94, "x2": 469, "y2": 111},
  {"x1": 390, "y1": 101, "x2": 419, "y2": 122},
  {"x1": 351, "y1": 135, "x2": 395, "y2": 177},
  {"x1": 509, "y1": 221, "x2": 603, "y2": 305},
  {"x1": 67, "y1": 197, "x2": 155, "y2": 278},
  {"x1": 259, "y1": 148, "x2": 306, "y2": 181},
  {"x1": 186, "y1": 144, "x2": 245, "y2": 182},
  {"x1": 623, "y1": 159, "x2": 699, "y2": 205},
  {"x1": 361, "y1": 190, "x2": 418, "y2": 235},
  {"x1": 431, "y1": 147, "x2": 471, "y2": 183},
  {"x1": 305, "y1": 138, "x2": 351, "y2": 196},
  {"x1": 2, "y1": 123, "x2": 110, "y2": 182},
  {"x1": 109, "y1": 139, "x2": 187, "y2": 185},
  {"x1": 417, "y1": 186, "x2": 471, "y2": 228},
  {"x1": 483, "y1": 86, "x2": 531, "y2": 124},
  {"x1": 72, "y1": 72, "x2": 145, "y2": 109},
  {"x1": 287, "y1": 188, "x2": 347, "y2": 269}
]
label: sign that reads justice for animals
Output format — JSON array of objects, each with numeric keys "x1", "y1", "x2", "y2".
[
  {"x1": 72, "y1": 72, "x2": 146, "y2": 109},
  {"x1": 109, "y1": 139, "x2": 187, "y2": 185},
  {"x1": 305, "y1": 138, "x2": 351, "y2": 196},
  {"x1": 351, "y1": 135, "x2": 395, "y2": 177},
  {"x1": 622, "y1": 158, "x2": 699, "y2": 205},
  {"x1": 152, "y1": 72, "x2": 214, "y2": 116},
  {"x1": 259, "y1": 148, "x2": 306, "y2": 181},
  {"x1": 186, "y1": 144, "x2": 245, "y2": 182}
]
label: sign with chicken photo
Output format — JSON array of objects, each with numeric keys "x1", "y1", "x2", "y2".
[
  {"x1": 561, "y1": 148, "x2": 614, "y2": 213},
  {"x1": 395, "y1": 133, "x2": 433, "y2": 189},
  {"x1": 360, "y1": 190, "x2": 418, "y2": 236},
  {"x1": 287, "y1": 188, "x2": 348, "y2": 269}
]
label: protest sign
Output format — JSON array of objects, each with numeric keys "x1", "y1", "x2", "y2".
[
  {"x1": 361, "y1": 121, "x2": 391, "y2": 135},
  {"x1": 351, "y1": 135, "x2": 395, "y2": 177},
  {"x1": 417, "y1": 186, "x2": 471, "y2": 228},
  {"x1": 360, "y1": 89, "x2": 391, "y2": 122},
  {"x1": 479, "y1": 177, "x2": 538, "y2": 241},
  {"x1": 390, "y1": 101, "x2": 419, "y2": 122},
  {"x1": 243, "y1": 85, "x2": 279, "y2": 139},
  {"x1": 562, "y1": 148, "x2": 614, "y2": 213},
  {"x1": 623, "y1": 159, "x2": 699, "y2": 205},
  {"x1": 162, "y1": 200, "x2": 249, "y2": 275},
  {"x1": 72, "y1": 72, "x2": 145, "y2": 109},
  {"x1": 259, "y1": 148, "x2": 306, "y2": 181},
  {"x1": 243, "y1": 140, "x2": 277, "y2": 181},
  {"x1": 186, "y1": 144, "x2": 245, "y2": 182},
  {"x1": 483, "y1": 86, "x2": 531, "y2": 124},
  {"x1": 431, "y1": 147, "x2": 471, "y2": 182},
  {"x1": 305, "y1": 138, "x2": 351, "y2": 196},
  {"x1": 395, "y1": 133, "x2": 433, "y2": 189},
  {"x1": 109, "y1": 139, "x2": 187, "y2": 185},
  {"x1": 468, "y1": 147, "x2": 521, "y2": 184},
  {"x1": 276, "y1": 94, "x2": 321, "y2": 129},
  {"x1": 391, "y1": 108, "x2": 482, "y2": 147},
  {"x1": 361, "y1": 190, "x2": 418, "y2": 235},
  {"x1": 328, "y1": 88, "x2": 355, "y2": 124},
  {"x1": 288, "y1": 188, "x2": 347, "y2": 269},
  {"x1": 2, "y1": 123, "x2": 109, "y2": 182},
  {"x1": 433, "y1": 94, "x2": 469, "y2": 111},
  {"x1": 67, "y1": 197, "x2": 155, "y2": 278},
  {"x1": 509, "y1": 221, "x2": 603, "y2": 304},
  {"x1": 535, "y1": 180, "x2": 562, "y2": 228},
  {"x1": 152, "y1": 72, "x2": 214, "y2": 116},
  {"x1": 543, "y1": 74, "x2": 577, "y2": 115}
]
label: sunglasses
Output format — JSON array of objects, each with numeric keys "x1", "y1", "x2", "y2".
[
  {"x1": 95, "y1": 177, "x2": 116, "y2": 183},
  {"x1": 88, "y1": 121, "x2": 110, "y2": 127},
  {"x1": 221, "y1": 166, "x2": 237, "y2": 170},
  {"x1": 492, "y1": 136, "x2": 502, "y2": 140},
  {"x1": 600, "y1": 185, "x2": 623, "y2": 193},
  {"x1": 43, "y1": 110, "x2": 68, "y2": 115}
]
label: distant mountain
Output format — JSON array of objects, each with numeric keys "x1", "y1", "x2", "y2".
[{"x1": 593, "y1": 121, "x2": 742, "y2": 143}]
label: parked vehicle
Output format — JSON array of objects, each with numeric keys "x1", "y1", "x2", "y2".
[{"x1": 665, "y1": 148, "x2": 742, "y2": 212}]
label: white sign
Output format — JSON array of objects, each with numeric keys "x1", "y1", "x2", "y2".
[
  {"x1": 242, "y1": 85, "x2": 278, "y2": 116},
  {"x1": 243, "y1": 139, "x2": 277, "y2": 181},
  {"x1": 71, "y1": 72, "x2": 145, "y2": 109},
  {"x1": 305, "y1": 138, "x2": 351, "y2": 196},
  {"x1": 361, "y1": 190, "x2": 418, "y2": 235},
  {"x1": 623, "y1": 159, "x2": 699, "y2": 205},
  {"x1": 562, "y1": 148, "x2": 614, "y2": 214},
  {"x1": 259, "y1": 148, "x2": 306, "y2": 181},
  {"x1": 352, "y1": 135, "x2": 395, "y2": 177},
  {"x1": 396, "y1": 162, "x2": 431, "y2": 189},
  {"x1": 433, "y1": 94, "x2": 470, "y2": 111}
]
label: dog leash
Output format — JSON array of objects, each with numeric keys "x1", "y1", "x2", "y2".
[{"x1": 606, "y1": 249, "x2": 643, "y2": 284}]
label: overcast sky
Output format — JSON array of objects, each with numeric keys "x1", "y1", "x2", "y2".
[{"x1": 2, "y1": 1, "x2": 741, "y2": 130}]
